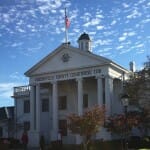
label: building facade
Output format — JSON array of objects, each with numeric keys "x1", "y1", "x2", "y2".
[
  {"x1": 12, "y1": 33, "x2": 129, "y2": 147},
  {"x1": 0, "y1": 106, "x2": 14, "y2": 138}
]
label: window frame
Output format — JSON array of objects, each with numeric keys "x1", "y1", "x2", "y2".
[
  {"x1": 24, "y1": 100, "x2": 30, "y2": 113},
  {"x1": 58, "y1": 96, "x2": 67, "y2": 110},
  {"x1": 83, "y1": 94, "x2": 88, "y2": 108},
  {"x1": 24, "y1": 121, "x2": 30, "y2": 131},
  {"x1": 42, "y1": 98, "x2": 49, "y2": 112},
  {"x1": 59, "y1": 119, "x2": 67, "y2": 136}
]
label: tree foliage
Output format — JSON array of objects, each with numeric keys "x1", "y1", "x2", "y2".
[
  {"x1": 105, "y1": 112, "x2": 141, "y2": 136},
  {"x1": 125, "y1": 56, "x2": 150, "y2": 131},
  {"x1": 67, "y1": 105, "x2": 105, "y2": 150}
]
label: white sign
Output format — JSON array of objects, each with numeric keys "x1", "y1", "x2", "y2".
[{"x1": 35, "y1": 68, "x2": 102, "y2": 82}]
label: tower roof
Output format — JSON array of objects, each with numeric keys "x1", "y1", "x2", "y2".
[{"x1": 78, "y1": 32, "x2": 91, "y2": 41}]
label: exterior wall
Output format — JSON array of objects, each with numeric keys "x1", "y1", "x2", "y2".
[
  {"x1": 0, "y1": 121, "x2": 8, "y2": 138},
  {"x1": 14, "y1": 96, "x2": 30, "y2": 140}
]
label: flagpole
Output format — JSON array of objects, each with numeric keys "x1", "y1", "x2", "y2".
[{"x1": 65, "y1": 8, "x2": 68, "y2": 43}]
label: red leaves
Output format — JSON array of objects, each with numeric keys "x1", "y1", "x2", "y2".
[
  {"x1": 105, "y1": 112, "x2": 141, "y2": 135},
  {"x1": 67, "y1": 105, "x2": 105, "y2": 137}
]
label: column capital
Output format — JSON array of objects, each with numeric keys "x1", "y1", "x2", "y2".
[
  {"x1": 50, "y1": 80, "x2": 57, "y2": 85},
  {"x1": 95, "y1": 74, "x2": 105, "y2": 79},
  {"x1": 105, "y1": 75, "x2": 114, "y2": 80},
  {"x1": 76, "y1": 77, "x2": 83, "y2": 82}
]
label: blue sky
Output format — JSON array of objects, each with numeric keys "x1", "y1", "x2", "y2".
[{"x1": 0, "y1": 0, "x2": 150, "y2": 107}]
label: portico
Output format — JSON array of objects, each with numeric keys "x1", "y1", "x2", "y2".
[{"x1": 27, "y1": 64, "x2": 118, "y2": 146}]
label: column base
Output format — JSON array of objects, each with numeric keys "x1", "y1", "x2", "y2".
[
  {"x1": 96, "y1": 127, "x2": 111, "y2": 140},
  {"x1": 28, "y1": 130, "x2": 40, "y2": 147},
  {"x1": 76, "y1": 135, "x2": 82, "y2": 145},
  {"x1": 51, "y1": 129, "x2": 58, "y2": 141}
]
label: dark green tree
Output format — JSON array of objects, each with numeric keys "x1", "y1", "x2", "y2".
[{"x1": 125, "y1": 56, "x2": 150, "y2": 134}]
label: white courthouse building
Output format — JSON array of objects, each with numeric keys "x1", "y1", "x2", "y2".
[{"x1": 12, "y1": 33, "x2": 129, "y2": 147}]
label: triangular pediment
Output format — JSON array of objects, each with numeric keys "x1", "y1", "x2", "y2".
[{"x1": 25, "y1": 44, "x2": 112, "y2": 77}]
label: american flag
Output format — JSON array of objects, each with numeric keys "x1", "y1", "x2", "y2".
[{"x1": 65, "y1": 12, "x2": 70, "y2": 29}]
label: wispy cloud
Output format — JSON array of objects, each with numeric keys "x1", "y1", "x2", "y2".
[
  {"x1": 127, "y1": 9, "x2": 142, "y2": 19},
  {"x1": 0, "y1": 82, "x2": 25, "y2": 99}
]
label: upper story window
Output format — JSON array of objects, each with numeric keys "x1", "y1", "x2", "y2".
[
  {"x1": 58, "y1": 96, "x2": 67, "y2": 110},
  {"x1": 42, "y1": 98, "x2": 49, "y2": 112},
  {"x1": 24, "y1": 121, "x2": 30, "y2": 131},
  {"x1": 83, "y1": 94, "x2": 88, "y2": 108},
  {"x1": 24, "y1": 100, "x2": 30, "y2": 113}
]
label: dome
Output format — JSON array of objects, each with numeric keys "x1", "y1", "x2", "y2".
[
  {"x1": 78, "y1": 32, "x2": 91, "y2": 41},
  {"x1": 78, "y1": 32, "x2": 92, "y2": 52}
]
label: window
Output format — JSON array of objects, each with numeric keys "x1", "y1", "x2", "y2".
[
  {"x1": 58, "y1": 96, "x2": 67, "y2": 110},
  {"x1": 24, "y1": 121, "x2": 30, "y2": 131},
  {"x1": 83, "y1": 94, "x2": 88, "y2": 108},
  {"x1": 42, "y1": 98, "x2": 49, "y2": 112},
  {"x1": 81, "y1": 42, "x2": 83, "y2": 50},
  {"x1": 24, "y1": 100, "x2": 30, "y2": 113},
  {"x1": 0, "y1": 127, "x2": 3, "y2": 137},
  {"x1": 59, "y1": 120, "x2": 67, "y2": 136},
  {"x1": 85, "y1": 42, "x2": 88, "y2": 50}
]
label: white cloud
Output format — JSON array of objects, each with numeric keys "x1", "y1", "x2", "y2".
[
  {"x1": 136, "y1": 49, "x2": 145, "y2": 54},
  {"x1": 118, "y1": 31, "x2": 136, "y2": 42},
  {"x1": 9, "y1": 72, "x2": 27, "y2": 81},
  {"x1": 111, "y1": 20, "x2": 117, "y2": 26},
  {"x1": 127, "y1": 9, "x2": 142, "y2": 19},
  {"x1": 11, "y1": 42, "x2": 23, "y2": 47},
  {"x1": 122, "y1": 3, "x2": 129, "y2": 8},
  {"x1": 83, "y1": 18, "x2": 101, "y2": 27},
  {"x1": 136, "y1": 44, "x2": 144, "y2": 48},
  {"x1": 95, "y1": 39, "x2": 112, "y2": 46},
  {"x1": 96, "y1": 25, "x2": 104, "y2": 30},
  {"x1": 0, "y1": 83, "x2": 19, "y2": 99},
  {"x1": 37, "y1": 0, "x2": 62, "y2": 14},
  {"x1": 3, "y1": 14, "x2": 11, "y2": 23},
  {"x1": 119, "y1": 36, "x2": 127, "y2": 42},
  {"x1": 128, "y1": 31, "x2": 136, "y2": 36},
  {"x1": 116, "y1": 45, "x2": 124, "y2": 50}
]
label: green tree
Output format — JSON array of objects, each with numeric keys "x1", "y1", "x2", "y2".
[
  {"x1": 125, "y1": 56, "x2": 150, "y2": 134},
  {"x1": 67, "y1": 105, "x2": 105, "y2": 150}
]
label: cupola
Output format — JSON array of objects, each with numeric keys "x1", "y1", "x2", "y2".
[{"x1": 78, "y1": 32, "x2": 92, "y2": 52}]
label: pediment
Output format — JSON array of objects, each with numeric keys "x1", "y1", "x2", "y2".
[{"x1": 25, "y1": 44, "x2": 111, "y2": 77}]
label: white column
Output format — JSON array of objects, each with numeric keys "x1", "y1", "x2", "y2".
[
  {"x1": 76, "y1": 78, "x2": 83, "y2": 144},
  {"x1": 96, "y1": 76, "x2": 103, "y2": 106},
  {"x1": 51, "y1": 81, "x2": 58, "y2": 141},
  {"x1": 28, "y1": 84, "x2": 40, "y2": 147},
  {"x1": 30, "y1": 85, "x2": 35, "y2": 131},
  {"x1": 76, "y1": 78, "x2": 83, "y2": 115},
  {"x1": 36, "y1": 83, "x2": 40, "y2": 132},
  {"x1": 48, "y1": 87, "x2": 52, "y2": 140},
  {"x1": 105, "y1": 76, "x2": 113, "y2": 116}
]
